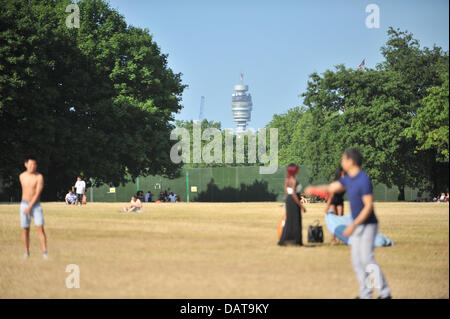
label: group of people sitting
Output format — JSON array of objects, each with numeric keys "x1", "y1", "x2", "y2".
[
  {"x1": 157, "y1": 189, "x2": 180, "y2": 203},
  {"x1": 433, "y1": 192, "x2": 449, "y2": 203},
  {"x1": 134, "y1": 189, "x2": 180, "y2": 203},
  {"x1": 121, "y1": 188, "x2": 181, "y2": 213},
  {"x1": 415, "y1": 192, "x2": 449, "y2": 202},
  {"x1": 299, "y1": 193, "x2": 327, "y2": 204}
]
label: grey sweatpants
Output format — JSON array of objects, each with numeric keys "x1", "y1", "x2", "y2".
[{"x1": 351, "y1": 223, "x2": 391, "y2": 299}]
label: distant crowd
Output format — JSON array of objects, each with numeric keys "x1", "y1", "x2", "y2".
[
  {"x1": 136, "y1": 188, "x2": 180, "y2": 203},
  {"x1": 433, "y1": 192, "x2": 449, "y2": 203},
  {"x1": 122, "y1": 188, "x2": 181, "y2": 213},
  {"x1": 415, "y1": 192, "x2": 449, "y2": 202},
  {"x1": 63, "y1": 177, "x2": 448, "y2": 205},
  {"x1": 64, "y1": 178, "x2": 182, "y2": 206}
]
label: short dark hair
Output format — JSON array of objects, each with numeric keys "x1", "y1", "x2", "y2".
[
  {"x1": 24, "y1": 156, "x2": 37, "y2": 163},
  {"x1": 343, "y1": 148, "x2": 363, "y2": 167}
]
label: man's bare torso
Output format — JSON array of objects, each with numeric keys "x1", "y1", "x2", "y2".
[{"x1": 20, "y1": 172, "x2": 43, "y2": 202}]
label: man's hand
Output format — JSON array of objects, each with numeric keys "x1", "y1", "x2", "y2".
[
  {"x1": 23, "y1": 205, "x2": 31, "y2": 215},
  {"x1": 343, "y1": 223, "x2": 356, "y2": 237}
]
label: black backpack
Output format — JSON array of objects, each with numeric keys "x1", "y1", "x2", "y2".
[{"x1": 308, "y1": 220, "x2": 324, "y2": 243}]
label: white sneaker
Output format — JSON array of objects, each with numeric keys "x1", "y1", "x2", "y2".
[
  {"x1": 24, "y1": 253, "x2": 30, "y2": 259},
  {"x1": 43, "y1": 252, "x2": 49, "y2": 260}
]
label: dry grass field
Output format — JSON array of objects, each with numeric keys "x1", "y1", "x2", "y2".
[{"x1": 0, "y1": 201, "x2": 448, "y2": 299}]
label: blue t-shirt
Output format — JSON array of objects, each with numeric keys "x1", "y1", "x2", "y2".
[{"x1": 338, "y1": 170, "x2": 378, "y2": 224}]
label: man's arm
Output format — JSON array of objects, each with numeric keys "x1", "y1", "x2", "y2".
[
  {"x1": 24, "y1": 174, "x2": 44, "y2": 213},
  {"x1": 305, "y1": 181, "x2": 345, "y2": 196}
]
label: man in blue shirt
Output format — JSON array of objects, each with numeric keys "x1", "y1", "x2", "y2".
[
  {"x1": 145, "y1": 191, "x2": 151, "y2": 202},
  {"x1": 306, "y1": 148, "x2": 391, "y2": 299}
]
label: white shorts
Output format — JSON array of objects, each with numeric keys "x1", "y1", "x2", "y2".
[{"x1": 20, "y1": 200, "x2": 44, "y2": 228}]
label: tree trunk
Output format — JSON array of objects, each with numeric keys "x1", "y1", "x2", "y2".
[
  {"x1": 43, "y1": 162, "x2": 58, "y2": 201},
  {"x1": 430, "y1": 161, "x2": 449, "y2": 195},
  {"x1": 397, "y1": 186, "x2": 405, "y2": 201}
]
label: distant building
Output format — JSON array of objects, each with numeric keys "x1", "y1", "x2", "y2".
[{"x1": 231, "y1": 74, "x2": 253, "y2": 133}]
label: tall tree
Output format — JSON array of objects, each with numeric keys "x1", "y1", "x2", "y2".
[
  {"x1": 299, "y1": 65, "x2": 425, "y2": 190},
  {"x1": 0, "y1": 0, "x2": 186, "y2": 200},
  {"x1": 379, "y1": 27, "x2": 449, "y2": 195},
  {"x1": 266, "y1": 106, "x2": 304, "y2": 165},
  {"x1": 405, "y1": 69, "x2": 449, "y2": 162},
  {"x1": 267, "y1": 28, "x2": 449, "y2": 196}
]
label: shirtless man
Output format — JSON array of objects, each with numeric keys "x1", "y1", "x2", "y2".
[
  {"x1": 19, "y1": 156, "x2": 48, "y2": 259},
  {"x1": 123, "y1": 195, "x2": 143, "y2": 213}
]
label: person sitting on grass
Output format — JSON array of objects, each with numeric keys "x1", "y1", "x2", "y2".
[
  {"x1": 123, "y1": 195, "x2": 143, "y2": 213},
  {"x1": 145, "y1": 191, "x2": 152, "y2": 202},
  {"x1": 300, "y1": 193, "x2": 308, "y2": 204},
  {"x1": 168, "y1": 192, "x2": 176, "y2": 202},
  {"x1": 65, "y1": 190, "x2": 76, "y2": 205}
]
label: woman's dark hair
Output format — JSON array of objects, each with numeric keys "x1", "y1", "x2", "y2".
[
  {"x1": 334, "y1": 166, "x2": 343, "y2": 181},
  {"x1": 286, "y1": 163, "x2": 299, "y2": 177},
  {"x1": 343, "y1": 148, "x2": 363, "y2": 167}
]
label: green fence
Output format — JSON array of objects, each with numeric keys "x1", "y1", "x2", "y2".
[{"x1": 88, "y1": 166, "x2": 424, "y2": 202}]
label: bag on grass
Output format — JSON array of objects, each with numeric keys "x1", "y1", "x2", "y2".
[{"x1": 308, "y1": 220, "x2": 323, "y2": 243}]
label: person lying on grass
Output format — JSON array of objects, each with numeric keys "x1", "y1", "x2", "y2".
[{"x1": 123, "y1": 195, "x2": 143, "y2": 213}]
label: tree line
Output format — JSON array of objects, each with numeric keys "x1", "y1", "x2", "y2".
[
  {"x1": 1, "y1": 0, "x2": 447, "y2": 202},
  {"x1": 175, "y1": 29, "x2": 449, "y2": 197},
  {"x1": 267, "y1": 28, "x2": 448, "y2": 197},
  {"x1": 0, "y1": 0, "x2": 186, "y2": 200}
]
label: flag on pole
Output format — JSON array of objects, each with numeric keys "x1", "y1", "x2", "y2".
[{"x1": 358, "y1": 59, "x2": 366, "y2": 70}]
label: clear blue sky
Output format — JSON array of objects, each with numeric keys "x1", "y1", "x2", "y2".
[{"x1": 106, "y1": 0, "x2": 449, "y2": 130}]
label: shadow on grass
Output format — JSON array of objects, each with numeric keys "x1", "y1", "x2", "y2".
[{"x1": 196, "y1": 178, "x2": 278, "y2": 202}]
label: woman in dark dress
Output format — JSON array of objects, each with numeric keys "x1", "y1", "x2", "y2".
[
  {"x1": 325, "y1": 166, "x2": 346, "y2": 244},
  {"x1": 278, "y1": 164, "x2": 307, "y2": 246}
]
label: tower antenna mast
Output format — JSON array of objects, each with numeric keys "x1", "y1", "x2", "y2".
[{"x1": 199, "y1": 96, "x2": 205, "y2": 121}]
